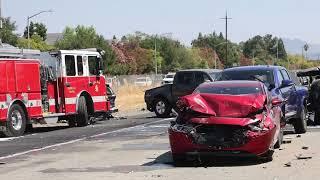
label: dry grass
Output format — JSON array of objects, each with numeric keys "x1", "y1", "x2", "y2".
[{"x1": 115, "y1": 85, "x2": 150, "y2": 113}]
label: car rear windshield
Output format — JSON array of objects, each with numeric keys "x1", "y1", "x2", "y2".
[
  {"x1": 218, "y1": 69, "x2": 274, "y2": 87},
  {"x1": 195, "y1": 85, "x2": 262, "y2": 95},
  {"x1": 165, "y1": 75, "x2": 174, "y2": 78}
]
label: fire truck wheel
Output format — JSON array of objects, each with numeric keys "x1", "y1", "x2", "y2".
[
  {"x1": 68, "y1": 116, "x2": 77, "y2": 127},
  {"x1": 76, "y1": 96, "x2": 89, "y2": 127},
  {"x1": 4, "y1": 104, "x2": 27, "y2": 137}
]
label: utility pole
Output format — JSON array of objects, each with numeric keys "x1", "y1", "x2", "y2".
[
  {"x1": 154, "y1": 35, "x2": 157, "y2": 75},
  {"x1": 27, "y1": 10, "x2": 53, "y2": 48},
  {"x1": 0, "y1": 0, "x2": 3, "y2": 46},
  {"x1": 221, "y1": 12, "x2": 232, "y2": 67}
]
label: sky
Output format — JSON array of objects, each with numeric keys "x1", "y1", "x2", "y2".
[{"x1": 2, "y1": 0, "x2": 320, "y2": 45}]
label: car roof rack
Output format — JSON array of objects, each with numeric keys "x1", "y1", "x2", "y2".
[{"x1": 0, "y1": 47, "x2": 41, "y2": 58}]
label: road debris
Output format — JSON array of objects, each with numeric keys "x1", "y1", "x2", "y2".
[
  {"x1": 0, "y1": 162, "x2": 6, "y2": 165},
  {"x1": 302, "y1": 146, "x2": 309, "y2": 150},
  {"x1": 284, "y1": 162, "x2": 291, "y2": 167},
  {"x1": 282, "y1": 140, "x2": 292, "y2": 144},
  {"x1": 296, "y1": 154, "x2": 312, "y2": 160},
  {"x1": 296, "y1": 135, "x2": 302, "y2": 138}
]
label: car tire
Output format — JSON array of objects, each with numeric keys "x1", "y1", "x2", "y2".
[
  {"x1": 274, "y1": 129, "x2": 283, "y2": 149},
  {"x1": 314, "y1": 111, "x2": 320, "y2": 125},
  {"x1": 293, "y1": 105, "x2": 307, "y2": 134},
  {"x1": 154, "y1": 98, "x2": 172, "y2": 118},
  {"x1": 2, "y1": 104, "x2": 27, "y2": 137},
  {"x1": 172, "y1": 154, "x2": 187, "y2": 167},
  {"x1": 76, "y1": 96, "x2": 89, "y2": 127},
  {"x1": 259, "y1": 150, "x2": 274, "y2": 163}
]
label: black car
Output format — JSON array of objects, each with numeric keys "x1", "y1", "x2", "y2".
[{"x1": 144, "y1": 69, "x2": 221, "y2": 118}]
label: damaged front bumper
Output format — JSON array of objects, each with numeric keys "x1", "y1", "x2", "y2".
[{"x1": 169, "y1": 121, "x2": 276, "y2": 157}]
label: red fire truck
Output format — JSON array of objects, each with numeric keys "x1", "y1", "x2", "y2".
[{"x1": 0, "y1": 47, "x2": 111, "y2": 137}]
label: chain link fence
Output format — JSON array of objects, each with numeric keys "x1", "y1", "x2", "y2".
[{"x1": 105, "y1": 74, "x2": 164, "y2": 92}]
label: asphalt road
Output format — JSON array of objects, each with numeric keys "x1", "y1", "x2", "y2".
[
  {"x1": 0, "y1": 112, "x2": 170, "y2": 159},
  {"x1": 1, "y1": 112, "x2": 320, "y2": 160},
  {"x1": 1, "y1": 112, "x2": 320, "y2": 179}
]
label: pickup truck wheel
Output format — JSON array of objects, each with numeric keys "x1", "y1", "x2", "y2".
[
  {"x1": 293, "y1": 106, "x2": 307, "y2": 134},
  {"x1": 154, "y1": 98, "x2": 171, "y2": 118},
  {"x1": 2, "y1": 104, "x2": 27, "y2": 137},
  {"x1": 314, "y1": 111, "x2": 320, "y2": 125},
  {"x1": 76, "y1": 96, "x2": 89, "y2": 127}
]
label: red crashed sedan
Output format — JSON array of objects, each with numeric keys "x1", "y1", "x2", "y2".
[{"x1": 169, "y1": 81, "x2": 284, "y2": 164}]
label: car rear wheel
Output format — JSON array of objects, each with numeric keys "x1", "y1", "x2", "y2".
[
  {"x1": 154, "y1": 98, "x2": 172, "y2": 118},
  {"x1": 2, "y1": 104, "x2": 27, "y2": 137},
  {"x1": 293, "y1": 106, "x2": 307, "y2": 134}
]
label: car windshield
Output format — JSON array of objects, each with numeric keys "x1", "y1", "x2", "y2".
[
  {"x1": 218, "y1": 69, "x2": 274, "y2": 87},
  {"x1": 195, "y1": 85, "x2": 262, "y2": 95},
  {"x1": 165, "y1": 75, "x2": 174, "y2": 78}
]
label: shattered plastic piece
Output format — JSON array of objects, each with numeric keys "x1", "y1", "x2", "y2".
[{"x1": 284, "y1": 162, "x2": 292, "y2": 167}]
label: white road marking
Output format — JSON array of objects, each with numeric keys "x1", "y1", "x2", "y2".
[
  {"x1": 0, "y1": 137, "x2": 18, "y2": 142},
  {"x1": 0, "y1": 117, "x2": 175, "y2": 160}
]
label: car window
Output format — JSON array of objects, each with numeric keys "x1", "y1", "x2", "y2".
[
  {"x1": 195, "y1": 72, "x2": 210, "y2": 85},
  {"x1": 77, "y1": 56, "x2": 83, "y2": 76},
  {"x1": 175, "y1": 72, "x2": 194, "y2": 85},
  {"x1": 65, "y1": 55, "x2": 76, "y2": 76},
  {"x1": 88, "y1": 56, "x2": 98, "y2": 76},
  {"x1": 219, "y1": 69, "x2": 274, "y2": 87},
  {"x1": 277, "y1": 70, "x2": 284, "y2": 83},
  {"x1": 280, "y1": 69, "x2": 290, "y2": 80}
]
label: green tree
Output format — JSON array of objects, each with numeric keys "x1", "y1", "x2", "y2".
[
  {"x1": 23, "y1": 22, "x2": 48, "y2": 40},
  {"x1": 0, "y1": 17, "x2": 18, "y2": 46},
  {"x1": 242, "y1": 34, "x2": 287, "y2": 65},
  {"x1": 55, "y1": 25, "x2": 117, "y2": 74},
  {"x1": 192, "y1": 32, "x2": 241, "y2": 67},
  {"x1": 17, "y1": 34, "x2": 54, "y2": 51}
]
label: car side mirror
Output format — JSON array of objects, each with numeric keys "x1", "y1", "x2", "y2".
[
  {"x1": 272, "y1": 97, "x2": 283, "y2": 106},
  {"x1": 280, "y1": 80, "x2": 294, "y2": 88},
  {"x1": 268, "y1": 84, "x2": 275, "y2": 91}
]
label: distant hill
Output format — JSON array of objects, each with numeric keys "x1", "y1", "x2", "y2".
[{"x1": 283, "y1": 38, "x2": 320, "y2": 60}]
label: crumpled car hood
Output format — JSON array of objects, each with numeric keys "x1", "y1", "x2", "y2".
[{"x1": 181, "y1": 93, "x2": 266, "y2": 118}]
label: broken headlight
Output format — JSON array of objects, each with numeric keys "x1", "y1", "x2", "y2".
[{"x1": 247, "y1": 119, "x2": 268, "y2": 132}]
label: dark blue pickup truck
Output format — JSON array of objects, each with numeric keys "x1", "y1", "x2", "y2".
[{"x1": 218, "y1": 65, "x2": 308, "y2": 133}]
